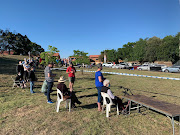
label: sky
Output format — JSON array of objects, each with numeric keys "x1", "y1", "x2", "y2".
[{"x1": 0, "y1": 0, "x2": 180, "y2": 58}]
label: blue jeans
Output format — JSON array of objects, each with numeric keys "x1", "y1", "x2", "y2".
[
  {"x1": 96, "y1": 87, "x2": 102, "y2": 103},
  {"x1": 30, "y1": 81, "x2": 34, "y2": 93},
  {"x1": 45, "y1": 81, "x2": 53, "y2": 101}
]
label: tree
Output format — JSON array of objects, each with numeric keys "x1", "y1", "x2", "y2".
[
  {"x1": 40, "y1": 45, "x2": 59, "y2": 65},
  {"x1": 106, "y1": 49, "x2": 118, "y2": 62},
  {"x1": 117, "y1": 48, "x2": 125, "y2": 60},
  {"x1": 0, "y1": 29, "x2": 44, "y2": 55},
  {"x1": 145, "y1": 36, "x2": 162, "y2": 62},
  {"x1": 133, "y1": 38, "x2": 147, "y2": 63},
  {"x1": 71, "y1": 50, "x2": 90, "y2": 64},
  {"x1": 122, "y1": 42, "x2": 135, "y2": 61},
  {"x1": 99, "y1": 49, "x2": 118, "y2": 63}
]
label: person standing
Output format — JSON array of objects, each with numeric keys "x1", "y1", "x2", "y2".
[
  {"x1": 66, "y1": 63, "x2": 76, "y2": 92},
  {"x1": 29, "y1": 67, "x2": 36, "y2": 93},
  {"x1": 35, "y1": 57, "x2": 39, "y2": 69},
  {"x1": 95, "y1": 64, "x2": 105, "y2": 111},
  {"x1": 16, "y1": 60, "x2": 24, "y2": 80},
  {"x1": 44, "y1": 62, "x2": 56, "y2": 104},
  {"x1": 64, "y1": 59, "x2": 67, "y2": 67},
  {"x1": 23, "y1": 62, "x2": 30, "y2": 83}
]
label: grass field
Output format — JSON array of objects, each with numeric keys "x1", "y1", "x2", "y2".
[{"x1": 0, "y1": 55, "x2": 180, "y2": 135}]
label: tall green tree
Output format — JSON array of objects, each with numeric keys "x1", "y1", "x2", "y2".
[
  {"x1": 71, "y1": 50, "x2": 90, "y2": 64},
  {"x1": 145, "y1": 36, "x2": 162, "y2": 62},
  {"x1": 0, "y1": 29, "x2": 44, "y2": 55},
  {"x1": 40, "y1": 45, "x2": 59, "y2": 65},
  {"x1": 133, "y1": 38, "x2": 147, "y2": 63},
  {"x1": 100, "y1": 49, "x2": 118, "y2": 63},
  {"x1": 122, "y1": 42, "x2": 135, "y2": 61}
]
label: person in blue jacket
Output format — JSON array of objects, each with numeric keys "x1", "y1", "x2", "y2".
[{"x1": 95, "y1": 64, "x2": 105, "y2": 111}]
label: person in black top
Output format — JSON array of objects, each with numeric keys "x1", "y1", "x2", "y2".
[
  {"x1": 16, "y1": 60, "x2": 24, "y2": 80},
  {"x1": 57, "y1": 76, "x2": 81, "y2": 108},
  {"x1": 15, "y1": 73, "x2": 26, "y2": 88},
  {"x1": 29, "y1": 67, "x2": 36, "y2": 93}
]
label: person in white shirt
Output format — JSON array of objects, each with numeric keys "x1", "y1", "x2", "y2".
[
  {"x1": 23, "y1": 62, "x2": 30, "y2": 82},
  {"x1": 101, "y1": 79, "x2": 124, "y2": 111}
]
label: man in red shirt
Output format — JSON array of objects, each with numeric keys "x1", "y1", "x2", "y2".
[{"x1": 66, "y1": 63, "x2": 76, "y2": 92}]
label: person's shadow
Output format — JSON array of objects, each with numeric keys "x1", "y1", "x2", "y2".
[
  {"x1": 78, "y1": 93, "x2": 98, "y2": 98},
  {"x1": 80, "y1": 103, "x2": 97, "y2": 109}
]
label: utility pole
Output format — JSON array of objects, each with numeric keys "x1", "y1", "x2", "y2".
[{"x1": 104, "y1": 51, "x2": 107, "y2": 63}]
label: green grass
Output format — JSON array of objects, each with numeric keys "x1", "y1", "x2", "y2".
[{"x1": 0, "y1": 55, "x2": 180, "y2": 135}]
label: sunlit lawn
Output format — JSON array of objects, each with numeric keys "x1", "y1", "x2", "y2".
[{"x1": 0, "y1": 55, "x2": 180, "y2": 135}]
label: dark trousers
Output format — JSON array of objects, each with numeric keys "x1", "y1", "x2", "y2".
[
  {"x1": 63, "y1": 91, "x2": 80, "y2": 105},
  {"x1": 112, "y1": 97, "x2": 124, "y2": 110},
  {"x1": 96, "y1": 87, "x2": 102, "y2": 103},
  {"x1": 19, "y1": 72, "x2": 24, "y2": 80},
  {"x1": 70, "y1": 91, "x2": 80, "y2": 105},
  {"x1": 24, "y1": 71, "x2": 28, "y2": 82},
  {"x1": 46, "y1": 82, "x2": 53, "y2": 101}
]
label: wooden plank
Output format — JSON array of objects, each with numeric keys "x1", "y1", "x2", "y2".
[{"x1": 122, "y1": 95, "x2": 180, "y2": 117}]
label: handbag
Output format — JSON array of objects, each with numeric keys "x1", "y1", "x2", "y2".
[{"x1": 41, "y1": 80, "x2": 47, "y2": 93}]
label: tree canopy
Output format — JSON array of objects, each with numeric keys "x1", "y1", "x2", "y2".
[
  {"x1": 0, "y1": 29, "x2": 44, "y2": 55},
  {"x1": 71, "y1": 50, "x2": 90, "y2": 64},
  {"x1": 100, "y1": 32, "x2": 180, "y2": 64},
  {"x1": 40, "y1": 45, "x2": 60, "y2": 65}
]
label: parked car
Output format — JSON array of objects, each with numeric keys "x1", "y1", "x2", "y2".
[
  {"x1": 162, "y1": 66, "x2": 180, "y2": 73},
  {"x1": 112, "y1": 63, "x2": 128, "y2": 69},
  {"x1": 102, "y1": 62, "x2": 114, "y2": 67},
  {"x1": 119, "y1": 63, "x2": 129, "y2": 69},
  {"x1": 137, "y1": 64, "x2": 151, "y2": 71},
  {"x1": 112, "y1": 64, "x2": 122, "y2": 69}
]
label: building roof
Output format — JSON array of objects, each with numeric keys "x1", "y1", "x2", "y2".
[
  {"x1": 53, "y1": 53, "x2": 60, "y2": 57},
  {"x1": 89, "y1": 55, "x2": 100, "y2": 58}
]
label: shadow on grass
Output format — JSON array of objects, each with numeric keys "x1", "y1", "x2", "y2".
[
  {"x1": 75, "y1": 87, "x2": 97, "y2": 91},
  {"x1": 78, "y1": 93, "x2": 98, "y2": 99},
  {"x1": 77, "y1": 77, "x2": 95, "y2": 81},
  {"x1": 119, "y1": 86, "x2": 180, "y2": 98},
  {"x1": 0, "y1": 57, "x2": 18, "y2": 75},
  {"x1": 36, "y1": 81, "x2": 58, "y2": 83},
  {"x1": 133, "y1": 88, "x2": 180, "y2": 98},
  {"x1": 148, "y1": 108, "x2": 180, "y2": 122},
  {"x1": 34, "y1": 86, "x2": 42, "y2": 88},
  {"x1": 80, "y1": 103, "x2": 97, "y2": 109}
]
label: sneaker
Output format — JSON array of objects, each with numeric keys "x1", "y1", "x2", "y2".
[
  {"x1": 47, "y1": 98, "x2": 52, "y2": 102},
  {"x1": 47, "y1": 101, "x2": 54, "y2": 104}
]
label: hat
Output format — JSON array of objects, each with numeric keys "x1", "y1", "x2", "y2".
[
  {"x1": 103, "y1": 79, "x2": 110, "y2": 86},
  {"x1": 58, "y1": 76, "x2": 66, "y2": 82}
]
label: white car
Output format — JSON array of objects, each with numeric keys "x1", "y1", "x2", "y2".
[
  {"x1": 162, "y1": 66, "x2": 180, "y2": 73},
  {"x1": 102, "y1": 62, "x2": 114, "y2": 67},
  {"x1": 137, "y1": 64, "x2": 151, "y2": 71},
  {"x1": 112, "y1": 64, "x2": 121, "y2": 69},
  {"x1": 112, "y1": 63, "x2": 129, "y2": 69}
]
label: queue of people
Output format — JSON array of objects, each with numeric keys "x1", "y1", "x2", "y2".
[
  {"x1": 15, "y1": 59, "x2": 124, "y2": 112},
  {"x1": 16, "y1": 57, "x2": 38, "y2": 93}
]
